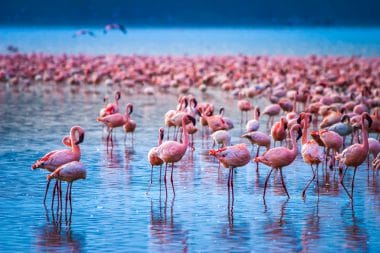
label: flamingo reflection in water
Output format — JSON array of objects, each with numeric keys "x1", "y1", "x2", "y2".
[
  {"x1": 35, "y1": 206, "x2": 83, "y2": 252},
  {"x1": 149, "y1": 185, "x2": 188, "y2": 252}
]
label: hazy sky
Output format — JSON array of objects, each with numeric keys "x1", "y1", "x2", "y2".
[{"x1": 1, "y1": 0, "x2": 379, "y2": 26}]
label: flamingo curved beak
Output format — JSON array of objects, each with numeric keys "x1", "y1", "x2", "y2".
[{"x1": 75, "y1": 132, "x2": 85, "y2": 145}]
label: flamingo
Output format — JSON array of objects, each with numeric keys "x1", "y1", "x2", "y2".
[
  {"x1": 200, "y1": 107, "x2": 229, "y2": 133},
  {"x1": 209, "y1": 143, "x2": 251, "y2": 205},
  {"x1": 271, "y1": 117, "x2": 288, "y2": 147},
  {"x1": 328, "y1": 114, "x2": 353, "y2": 147},
  {"x1": 157, "y1": 114, "x2": 196, "y2": 195},
  {"x1": 47, "y1": 161, "x2": 86, "y2": 213},
  {"x1": 72, "y1": 29, "x2": 95, "y2": 38},
  {"x1": 263, "y1": 103, "x2": 281, "y2": 128},
  {"x1": 254, "y1": 124, "x2": 302, "y2": 199},
  {"x1": 237, "y1": 98, "x2": 252, "y2": 124},
  {"x1": 97, "y1": 104, "x2": 129, "y2": 141},
  {"x1": 311, "y1": 129, "x2": 343, "y2": 170},
  {"x1": 246, "y1": 106, "x2": 260, "y2": 132},
  {"x1": 104, "y1": 91, "x2": 121, "y2": 115},
  {"x1": 242, "y1": 131, "x2": 271, "y2": 171},
  {"x1": 99, "y1": 96, "x2": 110, "y2": 118},
  {"x1": 123, "y1": 103, "x2": 137, "y2": 144},
  {"x1": 300, "y1": 113, "x2": 324, "y2": 199},
  {"x1": 210, "y1": 130, "x2": 231, "y2": 148},
  {"x1": 103, "y1": 23, "x2": 127, "y2": 34},
  {"x1": 147, "y1": 128, "x2": 165, "y2": 189},
  {"x1": 368, "y1": 138, "x2": 380, "y2": 170},
  {"x1": 336, "y1": 113, "x2": 372, "y2": 200},
  {"x1": 32, "y1": 126, "x2": 85, "y2": 204}
]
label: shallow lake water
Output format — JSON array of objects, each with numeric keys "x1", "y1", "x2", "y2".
[{"x1": 0, "y1": 83, "x2": 379, "y2": 252}]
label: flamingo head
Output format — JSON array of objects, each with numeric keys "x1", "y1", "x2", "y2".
[
  {"x1": 115, "y1": 91, "x2": 121, "y2": 100},
  {"x1": 310, "y1": 130, "x2": 325, "y2": 147},
  {"x1": 75, "y1": 132, "x2": 85, "y2": 145},
  {"x1": 341, "y1": 114, "x2": 350, "y2": 123},
  {"x1": 184, "y1": 115, "x2": 196, "y2": 126},
  {"x1": 362, "y1": 112, "x2": 372, "y2": 129}
]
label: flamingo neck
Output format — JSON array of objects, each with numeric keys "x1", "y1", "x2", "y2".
[
  {"x1": 290, "y1": 130, "x2": 298, "y2": 155},
  {"x1": 361, "y1": 120, "x2": 369, "y2": 151},
  {"x1": 302, "y1": 118, "x2": 308, "y2": 145},
  {"x1": 254, "y1": 108, "x2": 259, "y2": 120},
  {"x1": 181, "y1": 118, "x2": 189, "y2": 147}
]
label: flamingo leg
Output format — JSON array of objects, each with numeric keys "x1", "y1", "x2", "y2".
[
  {"x1": 302, "y1": 164, "x2": 316, "y2": 199},
  {"x1": 280, "y1": 167, "x2": 290, "y2": 198},
  {"x1": 340, "y1": 166, "x2": 352, "y2": 199},
  {"x1": 164, "y1": 163, "x2": 168, "y2": 184},
  {"x1": 51, "y1": 180, "x2": 58, "y2": 210},
  {"x1": 263, "y1": 168, "x2": 274, "y2": 200},
  {"x1": 159, "y1": 164, "x2": 162, "y2": 183},
  {"x1": 255, "y1": 146, "x2": 260, "y2": 172},
  {"x1": 316, "y1": 163, "x2": 320, "y2": 197},
  {"x1": 65, "y1": 182, "x2": 70, "y2": 216},
  {"x1": 351, "y1": 166, "x2": 358, "y2": 201},
  {"x1": 231, "y1": 168, "x2": 234, "y2": 206},
  {"x1": 171, "y1": 163, "x2": 175, "y2": 196},
  {"x1": 69, "y1": 182, "x2": 73, "y2": 213},
  {"x1": 43, "y1": 179, "x2": 51, "y2": 205}
]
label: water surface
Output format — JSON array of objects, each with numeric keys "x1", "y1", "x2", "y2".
[{"x1": 0, "y1": 84, "x2": 379, "y2": 252}]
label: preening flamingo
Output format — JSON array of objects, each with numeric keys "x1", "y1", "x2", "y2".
[
  {"x1": 147, "y1": 128, "x2": 165, "y2": 190},
  {"x1": 157, "y1": 114, "x2": 196, "y2": 195},
  {"x1": 336, "y1": 112, "x2": 372, "y2": 200},
  {"x1": 255, "y1": 124, "x2": 302, "y2": 199},
  {"x1": 104, "y1": 91, "x2": 121, "y2": 115},
  {"x1": 97, "y1": 104, "x2": 129, "y2": 141},
  {"x1": 32, "y1": 126, "x2": 85, "y2": 204},
  {"x1": 47, "y1": 161, "x2": 87, "y2": 213}
]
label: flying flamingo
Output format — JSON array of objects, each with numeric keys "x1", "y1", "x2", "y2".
[
  {"x1": 32, "y1": 126, "x2": 85, "y2": 205},
  {"x1": 254, "y1": 124, "x2": 302, "y2": 199},
  {"x1": 246, "y1": 106, "x2": 260, "y2": 132},
  {"x1": 336, "y1": 113, "x2": 372, "y2": 200},
  {"x1": 300, "y1": 113, "x2": 324, "y2": 199},
  {"x1": 47, "y1": 161, "x2": 87, "y2": 213},
  {"x1": 103, "y1": 23, "x2": 127, "y2": 34},
  {"x1": 271, "y1": 117, "x2": 288, "y2": 147},
  {"x1": 157, "y1": 114, "x2": 196, "y2": 195},
  {"x1": 72, "y1": 29, "x2": 95, "y2": 38},
  {"x1": 242, "y1": 131, "x2": 271, "y2": 171},
  {"x1": 147, "y1": 128, "x2": 165, "y2": 190},
  {"x1": 123, "y1": 103, "x2": 137, "y2": 144}
]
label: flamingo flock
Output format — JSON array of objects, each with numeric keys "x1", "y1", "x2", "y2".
[{"x1": 20, "y1": 54, "x2": 380, "y2": 212}]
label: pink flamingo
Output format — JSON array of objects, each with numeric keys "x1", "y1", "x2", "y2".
[
  {"x1": 246, "y1": 106, "x2": 260, "y2": 132},
  {"x1": 104, "y1": 91, "x2": 121, "y2": 115},
  {"x1": 47, "y1": 161, "x2": 86, "y2": 213},
  {"x1": 300, "y1": 113, "x2": 324, "y2": 198},
  {"x1": 123, "y1": 103, "x2": 137, "y2": 144},
  {"x1": 200, "y1": 107, "x2": 229, "y2": 133},
  {"x1": 263, "y1": 103, "x2": 281, "y2": 128},
  {"x1": 32, "y1": 126, "x2": 85, "y2": 204},
  {"x1": 147, "y1": 128, "x2": 165, "y2": 190},
  {"x1": 211, "y1": 130, "x2": 231, "y2": 148},
  {"x1": 254, "y1": 124, "x2": 302, "y2": 199},
  {"x1": 97, "y1": 104, "x2": 129, "y2": 141},
  {"x1": 157, "y1": 114, "x2": 196, "y2": 195},
  {"x1": 271, "y1": 117, "x2": 288, "y2": 147},
  {"x1": 368, "y1": 138, "x2": 380, "y2": 170},
  {"x1": 242, "y1": 131, "x2": 271, "y2": 171},
  {"x1": 209, "y1": 143, "x2": 251, "y2": 206},
  {"x1": 336, "y1": 113, "x2": 372, "y2": 200},
  {"x1": 237, "y1": 98, "x2": 252, "y2": 124},
  {"x1": 311, "y1": 129, "x2": 343, "y2": 170}
]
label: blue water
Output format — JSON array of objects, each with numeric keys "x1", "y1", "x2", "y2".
[
  {"x1": 0, "y1": 83, "x2": 379, "y2": 252},
  {"x1": 0, "y1": 27, "x2": 380, "y2": 56}
]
